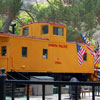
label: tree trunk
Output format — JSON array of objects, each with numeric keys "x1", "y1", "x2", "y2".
[{"x1": 2, "y1": 15, "x2": 14, "y2": 33}]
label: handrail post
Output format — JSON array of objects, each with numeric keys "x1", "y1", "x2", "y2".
[
  {"x1": 75, "y1": 85, "x2": 77, "y2": 100},
  {"x1": 12, "y1": 84, "x2": 15, "y2": 100},
  {"x1": 58, "y1": 85, "x2": 61, "y2": 100},
  {"x1": 27, "y1": 84, "x2": 30, "y2": 100},
  {"x1": 42, "y1": 84, "x2": 45, "y2": 100},
  {"x1": 92, "y1": 86, "x2": 95, "y2": 100},
  {"x1": 0, "y1": 68, "x2": 6, "y2": 100}
]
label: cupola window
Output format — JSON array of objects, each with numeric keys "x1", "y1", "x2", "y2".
[
  {"x1": 53, "y1": 27, "x2": 63, "y2": 36},
  {"x1": 23, "y1": 27, "x2": 29, "y2": 36},
  {"x1": 42, "y1": 25, "x2": 48, "y2": 34}
]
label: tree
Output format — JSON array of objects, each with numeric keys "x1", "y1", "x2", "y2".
[
  {"x1": 0, "y1": 0, "x2": 23, "y2": 33},
  {"x1": 0, "y1": 0, "x2": 100, "y2": 42},
  {"x1": 14, "y1": 11, "x2": 35, "y2": 34},
  {"x1": 29, "y1": 0, "x2": 100, "y2": 41},
  {"x1": 94, "y1": 0, "x2": 100, "y2": 24}
]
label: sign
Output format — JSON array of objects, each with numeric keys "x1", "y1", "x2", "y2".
[{"x1": 48, "y1": 44, "x2": 67, "y2": 48}]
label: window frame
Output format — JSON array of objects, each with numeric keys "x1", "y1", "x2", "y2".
[
  {"x1": 83, "y1": 53, "x2": 87, "y2": 61},
  {"x1": 23, "y1": 27, "x2": 29, "y2": 36},
  {"x1": 43, "y1": 49, "x2": 48, "y2": 59},
  {"x1": 53, "y1": 27, "x2": 63, "y2": 36},
  {"x1": 22, "y1": 47, "x2": 27, "y2": 57},
  {"x1": 1, "y1": 46, "x2": 7, "y2": 56},
  {"x1": 42, "y1": 25, "x2": 49, "y2": 34}
]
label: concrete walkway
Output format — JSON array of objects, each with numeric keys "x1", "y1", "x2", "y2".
[{"x1": 6, "y1": 93, "x2": 100, "y2": 100}]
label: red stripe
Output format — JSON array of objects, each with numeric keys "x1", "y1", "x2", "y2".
[
  {"x1": 77, "y1": 46, "x2": 86, "y2": 65},
  {"x1": 84, "y1": 38, "x2": 90, "y2": 46},
  {"x1": 86, "y1": 45, "x2": 95, "y2": 56},
  {"x1": 78, "y1": 52, "x2": 84, "y2": 65},
  {"x1": 0, "y1": 33, "x2": 49, "y2": 40}
]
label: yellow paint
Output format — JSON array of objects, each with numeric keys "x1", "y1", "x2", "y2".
[
  {"x1": 0, "y1": 22, "x2": 94, "y2": 74},
  {"x1": 89, "y1": 71, "x2": 99, "y2": 81},
  {"x1": 96, "y1": 63, "x2": 100, "y2": 68}
]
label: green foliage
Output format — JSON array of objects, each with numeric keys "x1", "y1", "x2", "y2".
[
  {"x1": 0, "y1": 0, "x2": 23, "y2": 32},
  {"x1": 94, "y1": 0, "x2": 100, "y2": 24},
  {"x1": 0, "y1": 20, "x2": 3, "y2": 31},
  {"x1": 0, "y1": 0, "x2": 100, "y2": 42},
  {"x1": 0, "y1": 16, "x2": 5, "y2": 31},
  {"x1": 89, "y1": 39, "x2": 96, "y2": 45},
  {"x1": 67, "y1": 26, "x2": 80, "y2": 41},
  {"x1": 28, "y1": 0, "x2": 100, "y2": 41},
  {"x1": 13, "y1": 11, "x2": 34, "y2": 34},
  {"x1": 19, "y1": 12, "x2": 33, "y2": 24},
  {"x1": 0, "y1": 0, "x2": 23, "y2": 16}
]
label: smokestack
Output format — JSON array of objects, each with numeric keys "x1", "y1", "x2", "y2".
[{"x1": 10, "y1": 24, "x2": 16, "y2": 34}]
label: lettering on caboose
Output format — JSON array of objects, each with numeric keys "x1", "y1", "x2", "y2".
[
  {"x1": 55, "y1": 61, "x2": 62, "y2": 64},
  {"x1": 48, "y1": 44, "x2": 67, "y2": 48},
  {"x1": 48, "y1": 44, "x2": 57, "y2": 47}
]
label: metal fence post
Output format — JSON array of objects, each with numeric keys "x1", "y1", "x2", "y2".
[
  {"x1": 0, "y1": 68, "x2": 6, "y2": 100},
  {"x1": 12, "y1": 83, "x2": 15, "y2": 100},
  {"x1": 92, "y1": 86, "x2": 95, "y2": 100},
  {"x1": 75, "y1": 85, "x2": 77, "y2": 100},
  {"x1": 27, "y1": 84, "x2": 30, "y2": 100},
  {"x1": 42, "y1": 84, "x2": 45, "y2": 100},
  {"x1": 58, "y1": 85, "x2": 61, "y2": 100}
]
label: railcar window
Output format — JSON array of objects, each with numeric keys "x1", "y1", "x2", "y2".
[
  {"x1": 94, "y1": 48, "x2": 98, "y2": 53},
  {"x1": 83, "y1": 53, "x2": 87, "y2": 61},
  {"x1": 42, "y1": 25, "x2": 48, "y2": 34},
  {"x1": 23, "y1": 27, "x2": 28, "y2": 36},
  {"x1": 1, "y1": 46, "x2": 7, "y2": 56},
  {"x1": 43, "y1": 49, "x2": 48, "y2": 59},
  {"x1": 53, "y1": 27, "x2": 63, "y2": 36},
  {"x1": 22, "y1": 47, "x2": 27, "y2": 57}
]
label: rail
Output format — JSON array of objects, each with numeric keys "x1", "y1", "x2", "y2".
[{"x1": 0, "y1": 68, "x2": 100, "y2": 100}]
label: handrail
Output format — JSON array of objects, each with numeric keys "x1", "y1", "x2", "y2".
[
  {"x1": 6, "y1": 80, "x2": 100, "y2": 86},
  {"x1": 11, "y1": 70, "x2": 29, "y2": 80},
  {"x1": 0, "y1": 68, "x2": 100, "y2": 100},
  {"x1": 5, "y1": 80, "x2": 99, "y2": 100}
]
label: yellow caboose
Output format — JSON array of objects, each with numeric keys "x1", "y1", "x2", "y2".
[{"x1": 0, "y1": 22, "x2": 96, "y2": 81}]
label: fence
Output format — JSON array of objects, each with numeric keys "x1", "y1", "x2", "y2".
[{"x1": 0, "y1": 68, "x2": 100, "y2": 100}]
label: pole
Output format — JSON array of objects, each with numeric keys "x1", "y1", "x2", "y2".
[{"x1": 0, "y1": 68, "x2": 6, "y2": 100}]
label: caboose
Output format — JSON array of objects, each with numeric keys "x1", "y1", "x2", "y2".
[{"x1": 0, "y1": 22, "x2": 97, "y2": 81}]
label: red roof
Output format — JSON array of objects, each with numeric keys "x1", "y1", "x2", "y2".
[{"x1": 22, "y1": 21, "x2": 66, "y2": 27}]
